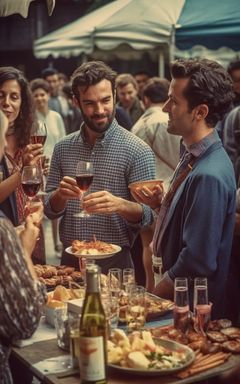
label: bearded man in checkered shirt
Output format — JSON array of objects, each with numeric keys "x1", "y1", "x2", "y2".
[{"x1": 44, "y1": 61, "x2": 155, "y2": 274}]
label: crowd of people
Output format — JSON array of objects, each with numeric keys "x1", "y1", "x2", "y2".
[{"x1": 0, "y1": 56, "x2": 240, "y2": 382}]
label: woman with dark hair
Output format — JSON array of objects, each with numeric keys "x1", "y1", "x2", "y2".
[
  {"x1": 0, "y1": 66, "x2": 34, "y2": 147},
  {"x1": 0, "y1": 110, "x2": 46, "y2": 384},
  {"x1": 0, "y1": 66, "x2": 46, "y2": 264}
]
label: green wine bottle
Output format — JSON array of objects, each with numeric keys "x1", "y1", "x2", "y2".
[{"x1": 79, "y1": 265, "x2": 108, "y2": 384}]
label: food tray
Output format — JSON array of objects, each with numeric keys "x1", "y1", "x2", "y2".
[{"x1": 146, "y1": 293, "x2": 174, "y2": 321}]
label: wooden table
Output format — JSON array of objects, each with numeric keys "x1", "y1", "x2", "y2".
[{"x1": 11, "y1": 337, "x2": 240, "y2": 384}]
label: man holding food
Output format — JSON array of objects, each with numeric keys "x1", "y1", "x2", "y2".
[
  {"x1": 44, "y1": 61, "x2": 155, "y2": 274},
  {"x1": 132, "y1": 58, "x2": 236, "y2": 319}
]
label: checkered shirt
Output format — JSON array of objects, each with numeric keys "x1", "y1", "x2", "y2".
[{"x1": 44, "y1": 119, "x2": 155, "y2": 249}]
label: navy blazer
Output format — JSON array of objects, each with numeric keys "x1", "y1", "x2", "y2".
[
  {"x1": 157, "y1": 140, "x2": 236, "y2": 319},
  {"x1": 0, "y1": 157, "x2": 19, "y2": 226}
]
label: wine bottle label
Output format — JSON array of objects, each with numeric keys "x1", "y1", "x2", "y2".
[{"x1": 79, "y1": 336, "x2": 106, "y2": 381}]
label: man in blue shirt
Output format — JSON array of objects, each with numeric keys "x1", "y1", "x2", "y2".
[
  {"x1": 133, "y1": 59, "x2": 236, "y2": 319},
  {"x1": 44, "y1": 61, "x2": 155, "y2": 273}
]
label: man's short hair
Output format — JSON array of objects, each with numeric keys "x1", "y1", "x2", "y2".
[
  {"x1": 227, "y1": 59, "x2": 240, "y2": 76},
  {"x1": 71, "y1": 61, "x2": 117, "y2": 100},
  {"x1": 171, "y1": 58, "x2": 234, "y2": 126},
  {"x1": 30, "y1": 78, "x2": 50, "y2": 93},
  {"x1": 116, "y1": 73, "x2": 138, "y2": 90},
  {"x1": 41, "y1": 67, "x2": 59, "y2": 79},
  {"x1": 142, "y1": 77, "x2": 169, "y2": 103}
]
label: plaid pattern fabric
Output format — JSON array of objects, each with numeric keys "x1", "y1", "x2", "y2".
[{"x1": 45, "y1": 119, "x2": 155, "y2": 249}]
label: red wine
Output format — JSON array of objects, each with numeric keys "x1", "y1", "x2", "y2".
[
  {"x1": 22, "y1": 181, "x2": 41, "y2": 197},
  {"x1": 76, "y1": 174, "x2": 93, "y2": 192},
  {"x1": 31, "y1": 135, "x2": 46, "y2": 145}
]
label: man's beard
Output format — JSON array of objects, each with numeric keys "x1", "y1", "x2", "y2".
[{"x1": 80, "y1": 106, "x2": 116, "y2": 134}]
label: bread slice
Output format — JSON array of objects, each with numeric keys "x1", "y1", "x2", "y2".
[{"x1": 127, "y1": 351, "x2": 149, "y2": 369}]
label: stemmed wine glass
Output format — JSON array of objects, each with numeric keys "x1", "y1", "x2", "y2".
[
  {"x1": 30, "y1": 120, "x2": 47, "y2": 145},
  {"x1": 30, "y1": 120, "x2": 47, "y2": 195},
  {"x1": 21, "y1": 165, "x2": 42, "y2": 216},
  {"x1": 74, "y1": 161, "x2": 94, "y2": 218}
]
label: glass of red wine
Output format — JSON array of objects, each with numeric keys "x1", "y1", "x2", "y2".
[
  {"x1": 30, "y1": 120, "x2": 47, "y2": 145},
  {"x1": 30, "y1": 120, "x2": 47, "y2": 195},
  {"x1": 21, "y1": 165, "x2": 42, "y2": 209},
  {"x1": 74, "y1": 161, "x2": 94, "y2": 218}
]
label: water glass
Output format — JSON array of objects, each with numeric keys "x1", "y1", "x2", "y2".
[
  {"x1": 122, "y1": 268, "x2": 135, "y2": 290},
  {"x1": 54, "y1": 307, "x2": 70, "y2": 351},
  {"x1": 194, "y1": 277, "x2": 211, "y2": 334},
  {"x1": 109, "y1": 295, "x2": 120, "y2": 329},
  {"x1": 68, "y1": 313, "x2": 81, "y2": 368},
  {"x1": 108, "y1": 268, "x2": 122, "y2": 297},
  {"x1": 126, "y1": 285, "x2": 146, "y2": 332},
  {"x1": 173, "y1": 277, "x2": 190, "y2": 333}
]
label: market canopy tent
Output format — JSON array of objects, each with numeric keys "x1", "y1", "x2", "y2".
[
  {"x1": 0, "y1": 0, "x2": 55, "y2": 17},
  {"x1": 34, "y1": 0, "x2": 240, "y2": 73}
]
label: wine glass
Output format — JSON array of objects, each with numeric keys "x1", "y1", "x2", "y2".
[
  {"x1": 194, "y1": 277, "x2": 211, "y2": 334},
  {"x1": 30, "y1": 120, "x2": 47, "y2": 145},
  {"x1": 108, "y1": 268, "x2": 122, "y2": 298},
  {"x1": 74, "y1": 161, "x2": 94, "y2": 218},
  {"x1": 21, "y1": 165, "x2": 42, "y2": 217},
  {"x1": 30, "y1": 120, "x2": 47, "y2": 195},
  {"x1": 173, "y1": 277, "x2": 190, "y2": 333}
]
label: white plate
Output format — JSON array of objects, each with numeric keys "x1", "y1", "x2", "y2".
[
  {"x1": 65, "y1": 245, "x2": 122, "y2": 260},
  {"x1": 108, "y1": 338, "x2": 195, "y2": 376}
]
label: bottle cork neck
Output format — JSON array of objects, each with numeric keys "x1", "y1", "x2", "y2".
[{"x1": 86, "y1": 272, "x2": 100, "y2": 293}]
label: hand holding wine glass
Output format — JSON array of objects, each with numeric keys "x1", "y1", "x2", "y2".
[{"x1": 74, "y1": 161, "x2": 94, "y2": 218}]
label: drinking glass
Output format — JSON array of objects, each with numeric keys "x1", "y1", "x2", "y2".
[
  {"x1": 21, "y1": 165, "x2": 42, "y2": 204},
  {"x1": 74, "y1": 161, "x2": 94, "y2": 218},
  {"x1": 30, "y1": 120, "x2": 47, "y2": 145},
  {"x1": 101, "y1": 291, "x2": 119, "y2": 331},
  {"x1": 173, "y1": 277, "x2": 190, "y2": 333},
  {"x1": 54, "y1": 307, "x2": 70, "y2": 351},
  {"x1": 126, "y1": 285, "x2": 146, "y2": 332},
  {"x1": 194, "y1": 277, "x2": 211, "y2": 334},
  {"x1": 30, "y1": 120, "x2": 47, "y2": 195},
  {"x1": 108, "y1": 268, "x2": 122, "y2": 298},
  {"x1": 109, "y1": 295, "x2": 120, "y2": 329},
  {"x1": 122, "y1": 268, "x2": 135, "y2": 291},
  {"x1": 68, "y1": 313, "x2": 81, "y2": 368}
]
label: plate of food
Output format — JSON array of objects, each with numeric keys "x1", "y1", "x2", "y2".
[
  {"x1": 34, "y1": 264, "x2": 83, "y2": 290},
  {"x1": 65, "y1": 239, "x2": 121, "y2": 260},
  {"x1": 108, "y1": 329, "x2": 195, "y2": 376},
  {"x1": 118, "y1": 292, "x2": 174, "y2": 323},
  {"x1": 145, "y1": 293, "x2": 174, "y2": 321}
]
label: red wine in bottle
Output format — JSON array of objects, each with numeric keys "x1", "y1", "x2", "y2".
[{"x1": 76, "y1": 174, "x2": 93, "y2": 192}]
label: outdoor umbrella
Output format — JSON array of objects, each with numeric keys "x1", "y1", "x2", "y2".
[{"x1": 33, "y1": 0, "x2": 240, "y2": 72}]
